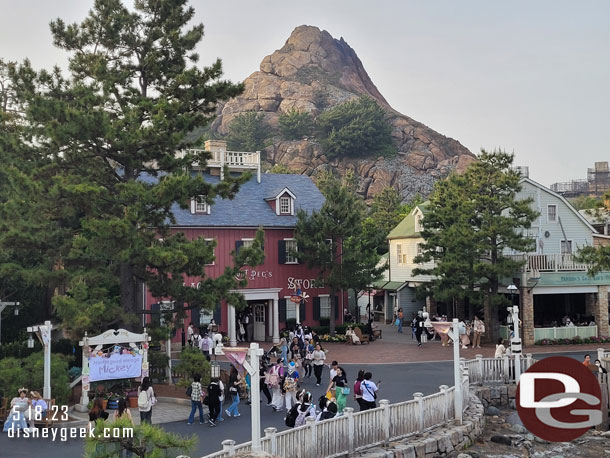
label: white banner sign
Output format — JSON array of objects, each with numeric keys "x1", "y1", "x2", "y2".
[{"x1": 88, "y1": 353, "x2": 143, "y2": 382}]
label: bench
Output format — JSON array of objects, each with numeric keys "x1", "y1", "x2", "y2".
[
  {"x1": 353, "y1": 327, "x2": 370, "y2": 344},
  {"x1": 0, "y1": 398, "x2": 8, "y2": 423},
  {"x1": 33, "y1": 399, "x2": 57, "y2": 428}
]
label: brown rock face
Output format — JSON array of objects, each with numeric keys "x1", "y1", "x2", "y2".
[{"x1": 213, "y1": 25, "x2": 474, "y2": 201}]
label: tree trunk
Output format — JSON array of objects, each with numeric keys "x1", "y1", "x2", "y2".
[
  {"x1": 484, "y1": 293, "x2": 499, "y2": 344},
  {"x1": 120, "y1": 262, "x2": 138, "y2": 328}
]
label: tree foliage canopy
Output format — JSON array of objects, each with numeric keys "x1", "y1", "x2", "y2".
[
  {"x1": 226, "y1": 111, "x2": 270, "y2": 151},
  {"x1": 0, "y1": 0, "x2": 264, "y2": 336},
  {"x1": 316, "y1": 96, "x2": 394, "y2": 158},
  {"x1": 414, "y1": 150, "x2": 538, "y2": 340},
  {"x1": 278, "y1": 108, "x2": 314, "y2": 140},
  {"x1": 295, "y1": 172, "x2": 383, "y2": 333}
]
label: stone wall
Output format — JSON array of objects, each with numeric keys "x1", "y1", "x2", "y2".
[{"x1": 353, "y1": 389, "x2": 485, "y2": 458}]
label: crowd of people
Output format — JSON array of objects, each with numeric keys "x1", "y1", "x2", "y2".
[{"x1": 183, "y1": 324, "x2": 382, "y2": 429}]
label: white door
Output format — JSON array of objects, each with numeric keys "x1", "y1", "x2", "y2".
[{"x1": 254, "y1": 304, "x2": 266, "y2": 341}]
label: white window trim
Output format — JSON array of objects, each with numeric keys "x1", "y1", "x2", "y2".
[
  {"x1": 396, "y1": 243, "x2": 403, "y2": 265},
  {"x1": 415, "y1": 211, "x2": 423, "y2": 233},
  {"x1": 191, "y1": 196, "x2": 211, "y2": 215},
  {"x1": 279, "y1": 195, "x2": 292, "y2": 215},
  {"x1": 318, "y1": 295, "x2": 331, "y2": 319},
  {"x1": 205, "y1": 238, "x2": 215, "y2": 266},
  {"x1": 547, "y1": 204, "x2": 557, "y2": 223},
  {"x1": 560, "y1": 239, "x2": 573, "y2": 255},
  {"x1": 284, "y1": 238, "x2": 298, "y2": 264},
  {"x1": 274, "y1": 189, "x2": 296, "y2": 216}
]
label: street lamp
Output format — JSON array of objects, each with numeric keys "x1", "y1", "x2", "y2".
[
  {"x1": 507, "y1": 284, "x2": 518, "y2": 306},
  {"x1": 506, "y1": 306, "x2": 522, "y2": 383},
  {"x1": 210, "y1": 361, "x2": 221, "y2": 379},
  {"x1": 27, "y1": 321, "x2": 54, "y2": 399}
]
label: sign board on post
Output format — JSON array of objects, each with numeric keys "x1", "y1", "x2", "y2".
[{"x1": 88, "y1": 353, "x2": 143, "y2": 382}]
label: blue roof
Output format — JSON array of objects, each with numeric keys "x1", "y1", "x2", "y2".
[{"x1": 142, "y1": 172, "x2": 325, "y2": 228}]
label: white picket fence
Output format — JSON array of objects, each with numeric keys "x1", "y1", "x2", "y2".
[{"x1": 202, "y1": 355, "x2": 529, "y2": 458}]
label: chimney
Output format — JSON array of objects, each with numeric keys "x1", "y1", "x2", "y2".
[{"x1": 204, "y1": 140, "x2": 227, "y2": 153}]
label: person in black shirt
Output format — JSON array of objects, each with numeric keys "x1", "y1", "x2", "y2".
[{"x1": 88, "y1": 397, "x2": 109, "y2": 425}]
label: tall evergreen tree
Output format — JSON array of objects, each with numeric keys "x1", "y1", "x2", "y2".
[
  {"x1": 414, "y1": 150, "x2": 537, "y2": 341},
  {"x1": 295, "y1": 173, "x2": 383, "y2": 334},
  {"x1": 2, "y1": 0, "x2": 264, "y2": 335}
]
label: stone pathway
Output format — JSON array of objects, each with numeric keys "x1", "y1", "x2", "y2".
[{"x1": 70, "y1": 400, "x2": 192, "y2": 426}]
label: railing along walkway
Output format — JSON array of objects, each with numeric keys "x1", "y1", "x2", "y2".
[{"x1": 203, "y1": 355, "x2": 532, "y2": 458}]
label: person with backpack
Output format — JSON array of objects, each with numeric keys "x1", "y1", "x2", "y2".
[
  {"x1": 137, "y1": 377, "x2": 156, "y2": 424},
  {"x1": 360, "y1": 372, "x2": 379, "y2": 411},
  {"x1": 187, "y1": 374, "x2": 205, "y2": 425},
  {"x1": 302, "y1": 338, "x2": 314, "y2": 379},
  {"x1": 353, "y1": 369, "x2": 365, "y2": 411},
  {"x1": 206, "y1": 377, "x2": 222, "y2": 426},
  {"x1": 294, "y1": 391, "x2": 316, "y2": 427},
  {"x1": 267, "y1": 358, "x2": 285, "y2": 412},
  {"x1": 259, "y1": 359, "x2": 272, "y2": 405},
  {"x1": 316, "y1": 396, "x2": 337, "y2": 421},
  {"x1": 199, "y1": 333, "x2": 213, "y2": 361}
]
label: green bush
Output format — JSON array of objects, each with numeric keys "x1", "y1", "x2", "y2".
[
  {"x1": 0, "y1": 351, "x2": 72, "y2": 404},
  {"x1": 148, "y1": 350, "x2": 170, "y2": 383},
  {"x1": 226, "y1": 111, "x2": 270, "y2": 151},
  {"x1": 174, "y1": 347, "x2": 210, "y2": 388},
  {"x1": 316, "y1": 96, "x2": 394, "y2": 158},
  {"x1": 278, "y1": 108, "x2": 314, "y2": 140}
]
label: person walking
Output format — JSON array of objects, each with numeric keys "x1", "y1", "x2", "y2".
[
  {"x1": 472, "y1": 315, "x2": 485, "y2": 349},
  {"x1": 216, "y1": 377, "x2": 226, "y2": 422},
  {"x1": 353, "y1": 370, "x2": 365, "y2": 411},
  {"x1": 187, "y1": 374, "x2": 205, "y2": 425},
  {"x1": 294, "y1": 392, "x2": 316, "y2": 427},
  {"x1": 312, "y1": 343, "x2": 326, "y2": 386},
  {"x1": 302, "y1": 339, "x2": 314, "y2": 378},
  {"x1": 284, "y1": 362, "x2": 300, "y2": 411},
  {"x1": 137, "y1": 377, "x2": 155, "y2": 424},
  {"x1": 207, "y1": 377, "x2": 222, "y2": 426},
  {"x1": 279, "y1": 338, "x2": 289, "y2": 369},
  {"x1": 397, "y1": 308, "x2": 404, "y2": 333},
  {"x1": 267, "y1": 358, "x2": 285, "y2": 411},
  {"x1": 259, "y1": 359, "x2": 273, "y2": 405},
  {"x1": 326, "y1": 366, "x2": 348, "y2": 414},
  {"x1": 225, "y1": 365, "x2": 242, "y2": 418},
  {"x1": 199, "y1": 333, "x2": 213, "y2": 361},
  {"x1": 187, "y1": 322, "x2": 195, "y2": 347},
  {"x1": 415, "y1": 311, "x2": 424, "y2": 346},
  {"x1": 360, "y1": 372, "x2": 379, "y2": 410},
  {"x1": 458, "y1": 320, "x2": 469, "y2": 349}
]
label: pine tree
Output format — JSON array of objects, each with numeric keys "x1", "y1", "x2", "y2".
[
  {"x1": 3, "y1": 0, "x2": 264, "y2": 335},
  {"x1": 414, "y1": 150, "x2": 538, "y2": 341},
  {"x1": 295, "y1": 173, "x2": 383, "y2": 334}
]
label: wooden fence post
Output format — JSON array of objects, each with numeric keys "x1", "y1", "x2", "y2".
[
  {"x1": 503, "y1": 355, "x2": 510, "y2": 382},
  {"x1": 439, "y1": 385, "x2": 449, "y2": 422},
  {"x1": 380, "y1": 399, "x2": 390, "y2": 445},
  {"x1": 264, "y1": 427, "x2": 277, "y2": 455},
  {"x1": 221, "y1": 439, "x2": 235, "y2": 456},
  {"x1": 526, "y1": 353, "x2": 533, "y2": 370},
  {"x1": 413, "y1": 392, "x2": 424, "y2": 433},
  {"x1": 344, "y1": 407, "x2": 355, "y2": 453},
  {"x1": 306, "y1": 416, "x2": 317, "y2": 458},
  {"x1": 476, "y1": 354, "x2": 483, "y2": 383}
]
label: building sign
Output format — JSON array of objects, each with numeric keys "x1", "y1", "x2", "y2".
[
  {"x1": 241, "y1": 269, "x2": 273, "y2": 280},
  {"x1": 535, "y1": 272, "x2": 610, "y2": 287},
  {"x1": 287, "y1": 277, "x2": 324, "y2": 290},
  {"x1": 88, "y1": 353, "x2": 143, "y2": 382}
]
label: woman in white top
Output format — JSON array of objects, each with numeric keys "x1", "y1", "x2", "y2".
[
  {"x1": 494, "y1": 338, "x2": 506, "y2": 358},
  {"x1": 472, "y1": 316, "x2": 485, "y2": 349},
  {"x1": 3, "y1": 388, "x2": 30, "y2": 432},
  {"x1": 137, "y1": 377, "x2": 156, "y2": 424},
  {"x1": 312, "y1": 344, "x2": 326, "y2": 387}
]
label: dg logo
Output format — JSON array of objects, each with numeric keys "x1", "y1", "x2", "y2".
[{"x1": 516, "y1": 356, "x2": 603, "y2": 442}]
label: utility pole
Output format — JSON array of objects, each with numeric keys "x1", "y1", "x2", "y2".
[
  {"x1": 447, "y1": 318, "x2": 462, "y2": 424},
  {"x1": 0, "y1": 301, "x2": 20, "y2": 345}
]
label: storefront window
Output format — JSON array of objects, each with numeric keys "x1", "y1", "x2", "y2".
[{"x1": 320, "y1": 296, "x2": 331, "y2": 318}]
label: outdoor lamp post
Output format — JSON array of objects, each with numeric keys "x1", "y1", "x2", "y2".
[
  {"x1": 507, "y1": 284, "x2": 518, "y2": 307},
  {"x1": 27, "y1": 333, "x2": 35, "y2": 348},
  {"x1": 27, "y1": 320, "x2": 54, "y2": 399},
  {"x1": 506, "y1": 305, "x2": 522, "y2": 383},
  {"x1": 210, "y1": 361, "x2": 221, "y2": 379}
]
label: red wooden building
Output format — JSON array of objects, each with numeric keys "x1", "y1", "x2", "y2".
[{"x1": 145, "y1": 141, "x2": 343, "y2": 346}]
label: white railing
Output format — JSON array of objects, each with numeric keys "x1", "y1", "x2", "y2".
[
  {"x1": 203, "y1": 356, "x2": 528, "y2": 458},
  {"x1": 507, "y1": 253, "x2": 590, "y2": 272},
  {"x1": 534, "y1": 325, "x2": 597, "y2": 341},
  {"x1": 179, "y1": 148, "x2": 260, "y2": 169}
]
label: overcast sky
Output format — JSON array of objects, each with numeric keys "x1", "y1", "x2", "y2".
[{"x1": 1, "y1": 0, "x2": 609, "y2": 187}]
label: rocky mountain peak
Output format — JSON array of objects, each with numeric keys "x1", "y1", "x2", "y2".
[{"x1": 213, "y1": 26, "x2": 475, "y2": 201}]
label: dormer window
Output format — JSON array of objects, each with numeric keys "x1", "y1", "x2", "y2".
[
  {"x1": 279, "y1": 196, "x2": 291, "y2": 214},
  {"x1": 190, "y1": 196, "x2": 211, "y2": 214},
  {"x1": 415, "y1": 212, "x2": 423, "y2": 233},
  {"x1": 265, "y1": 187, "x2": 296, "y2": 216}
]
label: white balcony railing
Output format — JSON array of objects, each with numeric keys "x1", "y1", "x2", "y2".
[
  {"x1": 507, "y1": 253, "x2": 590, "y2": 272},
  {"x1": 178, "y1": 148, "x2": 261, "y2": 182}
]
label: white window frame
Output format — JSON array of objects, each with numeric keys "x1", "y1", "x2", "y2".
[
  {"x1": 241, "y1": 238, "x2": 255, "y2": 249},
  {"x1": 279, "y1": 196, "x2": 292, "y2": 215},
  {"x1": 397, "y1": 243, "x2": 403, "y2": 265},
  {"x1": 319, "y1": 294, "x2": 331, "y2": 319},
  {"x1": 205, "y1": 238, "x2": 215, "y2": 266},
  {"x1": 284, "y1": 238, "x2": 298, "y2": 264},
  {"x1": 560, "y1": 239, "x2": 573, "y2": 255},
  {"x1": 191, "y1": 196, "x2": 211, "y2": 215},
  {"x1": 159, "y1": 301, "x2": 175, "y2": 327},
  {"x1": 286, "y1": 300, "x2": 297, "y2": 320},
  {"x1": 547, "y1": 204, "x2": 557, "y2": 223},
  {"x1": 416, "y1": 243, "x2": 423, "y2": 257},
  {"x1": 415, "y1": 212, "x2": 423, "y2": 233},
  {"x1": 199, "y1": 309, "x2": 213, "y2": 326},
  {"x1": 274, "y1": 188, "x2": 296, "y2": 216}
]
